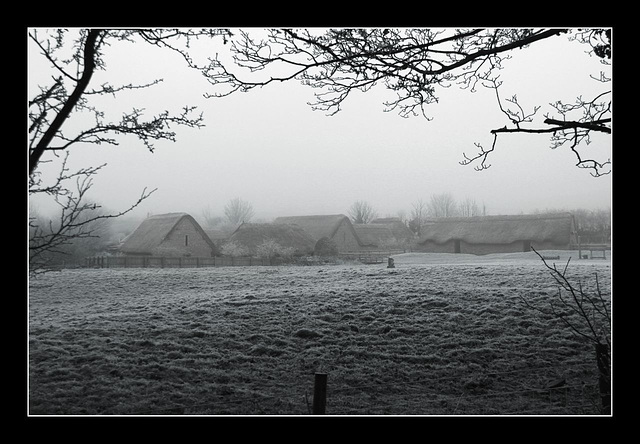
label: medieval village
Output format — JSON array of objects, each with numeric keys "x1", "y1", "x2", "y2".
[{"x1": 82, "y1": 210, "x2": 604, "y2": 269}]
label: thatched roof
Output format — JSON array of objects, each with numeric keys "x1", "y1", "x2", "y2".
[
  {"x1": 353, "y1": 224, "x2": 397, "y2": 247},
  {"x1": 119, "y1": 213, "x2": 217, "y2": 255},
  {"x1": 227, "y1": 222, "x2": 316, "y2": 255},
  {"x1": 417, "y1": 213, "x2": 576, "y2": 245},
  {"x1": 370, "y1": 217, "x2": 403, "y2": 224},
  {"x1": 273, "y1": 214, "x2": 356, "y2": 242},
  {"x1": 370, "y1": 218, "x2": 415, "y2": 242},
  {"x1": 204, "y1": 228, "x2": 232, "y2": 244}
]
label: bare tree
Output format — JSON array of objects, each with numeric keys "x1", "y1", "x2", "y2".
[
  {"x1": 200, "y1": 205, "x2": 224, "y2": 229},
  {"x1": 224, "y1": 198, "x2": 255, "y2": 225},
  {"x1": 458, "y1": 197, "x2": 482, "y2": 217},
  {"x1": 572, "y1": 208, "x2": 611, "y2": 244},
  {"x1": 409, "y1": 198, "x2": 428, "y2": 236},
  {"x1": 395, "y1": 210, "x2": 409, "y2": 225},
  {"x1": 427, "y1": 193, "x2": 458, "y2": 218},
  {"x1": 204, "y1": 28, "x2": 611, "y2": 176},
  {"x1": 349, "y1": 200, "x2": 378, "y2": 224},
  {"x1": 459, "y1": 29, "x2": 611, "y2": 177},
  {"x1": 29, "y1": 29, "x2": 230, "y2": 174},
  {"x1": 28, "y1": 28, "x2": 230, "y2": 275},
  {"x1": 28, "y1": 154, "x2": 150, "y2": 276},
  {"x1": 523, "y1": 248, "x2": 611, "y2": 413}
]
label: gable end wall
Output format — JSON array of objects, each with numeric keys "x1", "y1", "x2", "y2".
[
  {"x1": 332, "y1": 223, "x2": 362, "y2": 253},
  {"x1": 154, "y1": 218, "x2": 213, "y2": 257}
]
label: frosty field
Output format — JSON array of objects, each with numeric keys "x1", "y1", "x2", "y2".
[{"x1": 27, "y1": 251, "x2": 611, "y2": 415}]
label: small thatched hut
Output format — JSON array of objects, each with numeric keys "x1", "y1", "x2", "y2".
[
  {"x1": 273, "y1": 214, "x2": 363, "y2": 253},
  {"x1": 119, "y1": 213, "x2": 218, "y2": 257},
  {"x1": 226, "y1": 222, "x2": 317, "y2": 256},
  {"x1": 415, "y1": 213, "x2": 577, "y2": 255}
]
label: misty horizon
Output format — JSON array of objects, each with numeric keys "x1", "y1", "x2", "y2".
[{"x1": 28, "y1": 28, "x2": 612, "y2": 226}]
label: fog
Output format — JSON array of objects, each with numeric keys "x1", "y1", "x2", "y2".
[{"x1": 28, "y1": 29, "x2": 612, "y2": 226}]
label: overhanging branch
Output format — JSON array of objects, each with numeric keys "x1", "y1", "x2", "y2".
[{"x1": 490, "y1": 118, "x2": 611, "y2": 135}]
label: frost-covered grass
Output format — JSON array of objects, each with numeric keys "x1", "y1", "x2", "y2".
[{"x1": 28, "y1": 251, "x2": 611, "y2": 415}]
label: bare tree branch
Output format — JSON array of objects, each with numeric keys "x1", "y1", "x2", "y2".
[
  {"x1": 28, "y1": 28, "x2": 229, "y2": 275},
  {"x1": 29, "y1": 152, "x2": 156, "y2": 275},
  {"x1": 523, "y1": 247, "x2": 611, "y2": 347},
  {"x1": 204, "y1": 28, "x2": 610, "y2": 176}
]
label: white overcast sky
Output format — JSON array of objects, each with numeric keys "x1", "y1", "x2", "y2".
[{"x1": 28, "y1": 28, "x2": 612, "y2": 222}]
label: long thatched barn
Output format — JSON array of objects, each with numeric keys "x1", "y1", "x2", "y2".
[
  {"x1": 415, "y1": 213, "x2": 578, "y2": 255},
  {"x1": 119, "y1": 213, "x2": 218, "y2": 257}
]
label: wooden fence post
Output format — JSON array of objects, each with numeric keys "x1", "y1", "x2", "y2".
[
  {"x1": 312, "y1": 373, "x2": 327, "y2": 415},
  {"x1": 596, "y1": 343, "x2": 611, "y2": 414}
]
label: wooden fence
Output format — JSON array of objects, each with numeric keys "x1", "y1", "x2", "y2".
[
  {"x1": 85, "y1": 256, "x2": 286, "y2": 269},
  {"x1": 85, "y1": 250, "x2": 407, "y2": 269}
]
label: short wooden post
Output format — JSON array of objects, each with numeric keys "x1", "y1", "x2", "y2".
[
  {"x1": 387, "y1": 257, "x2": 395, "y2": 268},
  {"x1": 312, "y1": 373, "x2": 327, "y2": 415},
  {"x1": 596, "y1": 343, "x2": 611, "y2": 414},
  {"x1": 578, "y1": 236, "x2": 582, "y2": 260}
]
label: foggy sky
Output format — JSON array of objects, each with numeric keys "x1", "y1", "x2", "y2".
[{"x1": 28, "y1": 29, "x2": 612, "y2": 224}]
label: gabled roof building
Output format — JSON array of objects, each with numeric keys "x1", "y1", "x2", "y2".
[
  {"x1": 273, "y1": 214, "x2": 364, "y2": 253},
  {"x1": 119, "y1": 213, "x2": 218, "y2": 257}
]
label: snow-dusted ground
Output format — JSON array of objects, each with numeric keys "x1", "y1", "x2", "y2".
[
  {"x1": 392, "y1": 250, "x2": 611, "y2": 266},
  {"x1": 28, "y1": 252, "x2": 611, "y2": 415}
]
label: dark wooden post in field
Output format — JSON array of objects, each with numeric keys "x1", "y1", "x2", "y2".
[
  {"x1": 596, "y1": 343, "x2": 611, "y2": 414},
  {"x1": 312, "y1": 373, "x2": 327, "y2": 415}
]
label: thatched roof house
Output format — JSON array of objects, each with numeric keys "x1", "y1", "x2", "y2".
[
  {"x1": 370, "y1": 217, "x2": 415, "y2": 245},
  {"x1": 273, "y1": 214, "x2": 363, "y2": 253},
  {"x1": 353, "y1": 224, "x2": 397, "y2": 249},
  {"x1": 119, "y1": 213, "x2": 218, "y2": 257},
  {"x1": 415, "y1": 213, "x2": 577, "y2": 255},
  {"x1": 226, "y1": 223, "x2": 316, "y2": 256}
]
